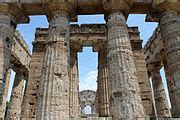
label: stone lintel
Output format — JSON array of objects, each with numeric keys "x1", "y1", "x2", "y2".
[{"x1": 0, "y1": 3, "x2": 29, "y2": 24}]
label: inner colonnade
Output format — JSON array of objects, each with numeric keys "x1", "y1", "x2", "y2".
[{"x1": 0, "y1": 1, "x2": 180, "y2": 119}]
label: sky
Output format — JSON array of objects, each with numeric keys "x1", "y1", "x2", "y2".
[{"x1": 7, "y1": 14, "x2": 170, "y2": 107}]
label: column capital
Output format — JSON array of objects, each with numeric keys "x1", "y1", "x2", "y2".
[
  {"x1": 146, "y1": 1, "x2": 180, "y2": 22},
  {"x1": 42, "y1": 1, "x2": 77, "y2": 22},
  {"x1": 163, "y1": 60, "x2": 168, "y2": 66},
  {"x1": 92, "y1": 40, "x2": 106, "y2": 52},
  {"x1": 148, "y1": 62, "x2": 163, "y2": 72},
  {"x1": 70, "y1": 42, "x2": 83, "y2": 52},
  {"x1": 12, "y1": 64, "x2": 27, "y2": 75},
  {"x1": 102, "y1": 0, "x2": 132, "y2": 16},
  {"x1": 0, "y1": 3, "x2": 29, "y2": 23}
]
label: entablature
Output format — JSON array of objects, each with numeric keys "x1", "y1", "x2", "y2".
[
  {"x1": 143, "y1": 27, "x2": 166, "y2": 67},
  {"x1": 1, "y1": 0, "x2": 180, "y2": 23},
  {"x1": 35, "y1": 24, "x2": 142, "y2": 48},
  {"x1": 10, "y1": 30, "x2": 31, "y2": 75},
  {"x1": 18, "y1": 1, "x2": 153, "y2": 15}
]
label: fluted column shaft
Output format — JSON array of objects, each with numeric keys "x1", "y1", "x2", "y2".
[
  {"x1": 37, "y1": 12, "x2": 70, "y2": 120},
  {"x1": 94, "y1": 91, "x2": 99, "y2": 115},
  {"x1": 164, "y1": 61, "x2": 175, "y2": 112},
  {"x1": 106, "y1": 12, "x2": 145, "y2": 119},
  {"x1": 97, "y1": 47, "x2": 110, "y2": 117},
  {"x1": 1, "y1": 69, "x2": 11, "y2": 119},
  {"x1": 69, "y1": 44, "x2": 81, "y2": 118},
  {"x1": 21, "y1": 39, "x2": 46, "y2": 119},
  {"x1": 159, "y1": 11, "x2": 180, "y2": 117},
  {"x1": 0, "y1": 13, "x2": 15, "y2": 119},
  {"x1": 9, "y1": 71, "x2": 25, "y2": 119},
  {"x1": 132, "y1": 49, "x2": 154, "y2": 117},
  {"x1": 150, "y1": 63, "x2": 171, "y2": 117}
]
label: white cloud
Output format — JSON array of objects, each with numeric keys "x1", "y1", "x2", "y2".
[{"x1": 79, "y1": 70, "x2": 97, "y2": 92}]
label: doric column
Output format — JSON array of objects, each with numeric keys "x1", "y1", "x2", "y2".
[
  {"x1": 103, "y1": 1, "x2": 145, "y2": 119},
  {"x1": 21, "y1": 28, "x2": 46, "y2": 119},
  {"x1": 159, "y1": 11, "x2": 180, "y2": 117},
  {"x1": 164, "y1": 61, "x2": 176, "y2": 113},
  {"x1": 94, "y1": 91, "x2": 99, "y2": 116},
  {"x1": 93, "y1": 42, "x2": 110, "y2": 117},
  {"x1": 149, "y1": 62, "x2": 171, "y2": 118},
  {"x1": 69, "y1": 42, "x2": 82, "y2": 118},
  {"x1": 0, "y1": 13, "x2": 15, "y2": 120},
  {"x1": 0, "y1": 69, "x2": 11, "y2": 119},
  {"x1": 36, "y1": 2, "x2": 76, "y2": 120},
  {"x1": 147, "y1": 2, "x2": 180, "y2": 116},
  {"x1": 0, "y1": 3, "x2": 28, "y2": 119},
  {"x1": 8, "y1": 68, "x2": 25, "y2": 119}
]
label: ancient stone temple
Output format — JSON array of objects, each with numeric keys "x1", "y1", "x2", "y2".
[{"x1": 0, "y1": 1, "x2": 180, "y2": 120}]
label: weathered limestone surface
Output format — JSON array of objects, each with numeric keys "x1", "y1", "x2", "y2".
[
  {"x1": 12, "y1": 30, "x2": 31, "y2": 68},
  {"x1": 69, "y1": 42, "x2": 82, "y2": 118},
  {"x1": 144, "y1": 1, "x2": 180, "y2": 116},
  {"x1": 4, "y1": 1, "x2": 180, "y2": 17},
  {"x1": 36, "y1": 9, "x2": 72, "y2": 119},
  {"x1": 106, "y1": 11, "x2": 145, "y2": 119},
  {"x1": 149, "y1": 62, "x2": 171, "y2": 118},
  {"x1": 130, "y1": 28, "x2": 154, "y2": 117},
  {"x1": 21, "y1": 29, "x2": 46, "y2": 119},
  {"x1": 0, "y1": 3, "x2": 29, "y2": 119},
  {"x1": 94, "y1": 90, "x2": 99, "y2": 117},
  {"x1": 8, "y1": 69, "x2": 25, "y2": 120},
  {"x1": 164, "y1": 61, "x2": 176, "y2": 113},
  {"x1": 159, "y1": 11, "x2": 180, "y2": 117},
  {"x1": 32, "y1": 25, "x2": 152, "y2": 119},
  {"x1": 133, "y1": 50, "x2": 154, "y2": 117},
  {"x1": 0, "y1": 13, "x2": 16, "y2": 119},
  {"x1": 79, "y1": 90, "x2": 97, "y2": 117},
  {"x1": 93, "y1": 42, "x2": 110, "y2": 117},
  {"x1": 1, "y1": 1, "x2": 180, "y2": 119},
  {"x1": 0, "y1": 69, "x2": 11, "y2": 119},
  {"x1": 144, "y1": 9, "x2": 180, "y2": 118},
  {"x1": 35, "y1": 24, "x2": 153, "y2": 48},
  {"x1": 143, "y1": 27, "x2": 165, "y2": 64},
  {"x1": 143, "y1": 25, "x2": 174, "y2": 118}
]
